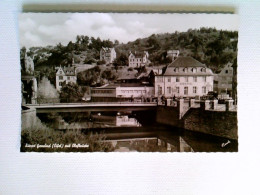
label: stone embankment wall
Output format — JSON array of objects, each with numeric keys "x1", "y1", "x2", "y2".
[
  {"x1": 156, "y1": 99, "x2": 238, "y2": 140},
  {"x1": 183, "y1": 108, "x2": 237, "y2": 140},
  {"x1": 21, "y1": 108, "x2": 37, "y2": 130}
]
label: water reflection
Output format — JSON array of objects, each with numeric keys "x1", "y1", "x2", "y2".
[{"x1": 36, "y1": 110, "x2": 238, "y2": 152}]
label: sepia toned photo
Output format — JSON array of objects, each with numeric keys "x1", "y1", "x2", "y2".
[{"x1": 20, "y1": 13, "x2": 238, "y2": 152}]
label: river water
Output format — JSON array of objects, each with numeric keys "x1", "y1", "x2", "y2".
[{"x1": 36, "y1": 109, "x2": 238, "y2": 152}]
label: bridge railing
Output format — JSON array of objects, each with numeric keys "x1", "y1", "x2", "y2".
[{"x1": 31, "y1": 98, "x2": 157, "y2": 106}]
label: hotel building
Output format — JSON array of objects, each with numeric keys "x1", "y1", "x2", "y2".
[{"x1": 154, "y1": 56, "x2": 214, "y2": 98}]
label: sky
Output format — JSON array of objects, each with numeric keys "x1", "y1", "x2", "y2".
[{"x1": 19, "y1": 13, "x2": 239, "y2": 48}]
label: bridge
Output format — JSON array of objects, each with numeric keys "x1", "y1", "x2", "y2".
[{"x1": 27, "y1": 102, "x2": 157, "y2": 113}]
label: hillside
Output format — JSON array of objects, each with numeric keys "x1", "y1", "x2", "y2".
[
  {"x1": 21, "y1": 27, "x2": 238, "y2": 85},
  {"x1": 115, "y1": 28, "x2": 238, "y2": 73}
]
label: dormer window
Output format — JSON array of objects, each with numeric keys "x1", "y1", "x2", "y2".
[
  {"x1": 191, "y1": 68, "x2": 197, "y2": 73},
  {"x1": 201, "y1": 68, "x2": 206, "y2": 72}
]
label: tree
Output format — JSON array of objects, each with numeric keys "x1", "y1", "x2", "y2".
[
  {"x1": 37, "y1": 77, "x2": 59, "y2": 103},
  {"x1": 113, "y1": 53, "x2": 128, "y2": 66},
  {"x1": 60, "y1": 83, "x2": 84, "y2": 103}
]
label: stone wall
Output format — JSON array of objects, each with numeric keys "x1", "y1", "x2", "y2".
[
  {"x1": 21, "y1": 108, "x2": 37, "y2": 130},
  {"x1": 156, "y1": 106, "x2": 182, "y2": 127},
  {"x1": 183, "y1": 108, "x2": 238, "y2": 140}
]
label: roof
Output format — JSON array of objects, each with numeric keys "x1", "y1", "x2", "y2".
[
  {"x1": 101, "y1": 47, "x2": 114, "y2": 53},
  {"x1": 168, "y1": 56, "x2": 206, "y2": 68},
  {"x1": 93, "y1": 82, "x2": 153, "y2": 89},
  {"x1": 164, "y1": 57, "x2": 213, "y2": 76},
  {"x1": 57, "y1": 66, "x2": 76, "y2": 76},
  {"x1": 130, "y1": 51, "x2": 148, "y2": 58}
]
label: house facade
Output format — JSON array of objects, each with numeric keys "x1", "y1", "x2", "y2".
[
  {"x1": 154, "y1": 56, "x2": 214, "y2": 98},
  {"x1": 166, "y1": 50, "x2": 180, "y2": 61},
  {"x1": 100, "y1": 47, "x2": 117, "y2": 64},
  {"x1": 55, "y1": 66, "x2": 77, "y2": 91},
  {"x1": 128, "y1": 51, "x2": 149, "y2": 68},
  {"x1": 215, "y1": 62, "x2": 233, "y2": 95}
]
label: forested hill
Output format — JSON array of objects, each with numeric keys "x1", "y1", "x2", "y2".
[
  {"x1": 22, "y1": 27, "x2": 238, "y2": 75},
  {"x1": 115, "y1": 28, "x2": 238, "y2": 73}
]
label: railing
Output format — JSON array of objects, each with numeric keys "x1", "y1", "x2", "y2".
[{"x1": 29, "y1": 98, "x2": 157, "y2": 106}]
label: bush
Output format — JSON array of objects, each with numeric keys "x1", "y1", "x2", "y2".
[
  {"x1": 97, "y1": 60, "x2": 106, "y2": 65},
  {"x1": 84, "y1": 58, "x2": 96, "y2": 64},
  {"x1": 21, "y1": 117, "x2": 115, "y2": 152},
  {"x1": 128, "y1": 67, "x2": 133, "y2": 71}
]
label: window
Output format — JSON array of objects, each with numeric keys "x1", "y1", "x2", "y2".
[
  {"x1": 203, "y1": 76, "x2": 207, "y2": 82},
  {"x1": 193, "y1": 86, "x2": 197, "y2": 94},
  {"x1": 167, "y1": 87, "x2": 171, "y2": 94},
  {"x1": 184, "y1": 87, "x2": 188, "y2": 95},
  {"x1": 176, "y1": 87, "x2": 179, "y2": 94},
  {"x1": 193, "y1": 76, "x2": 197, "y2": 82},
  {"x1": 67, "y1": 76, "x2": 70, "y2": 80},
  {"x1": 202, "y1": 86, "x2": 206, "y2": 94},
  {"x1": 185, "y1": 77, "x2": 188, "y2": 82},
  {"x1": 59, "y1": 71, "x2": 62, "y2": 74},
  {"x1": 225, "y1": 70, "x2": 228, "y2": 74},
  {"x1": 176, "y1": 77, "x2": 180, "y2": 82},
  {"x1": 59, "y1": 82, "x2": 63, "y2": 86},
  {"x1": 168, "y1": 77, "x2": 171, "y2": 82},
  {"x1": 59, "y1": 76, "x2": 63, "y2": 80}
]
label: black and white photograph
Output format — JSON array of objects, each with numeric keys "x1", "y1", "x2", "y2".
[{"x1": 20, "y1": 13, "x2": 238, "y2": 152}]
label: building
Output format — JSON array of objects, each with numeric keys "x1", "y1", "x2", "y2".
[
  {"x1": 154, "y1": 56, "x2": 214, "y2": 98},
  {"x1": 215, "y1": 62, "x2": 233, "y2": 95},
  {"x1": 55, "y1": 66, "x2": 77, "y2": 91},
  {"x1": 100, "y1": 47, "x2": 117, "y2": 64},
  {"x1": 91, "y1": 83, "x2": 154, "y2": 102},
  {"x1": 166, "y1": 50, "x2": 180, "y2": 61},
  {"x1": 128, "y1": 51, "x2": 149, "y2": 68}
]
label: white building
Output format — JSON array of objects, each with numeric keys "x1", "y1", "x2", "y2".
[
  {"x1": 91, "y1": 83, "x2": 154, "y2": 102},
  {"x1": 154, "y1": 56, "x2": 214, "y2": 98},
  {"x1": 100, "y1": 47, "x2": 117, "y2": 64},
  {"x1": 166, "y1": 50, "x2": 179, "y2": 61},
  {"x1": 55, "y1": 66, "x2": 77, "y2": 91},
  {"x1": 128, "y1": 51, "x2": 149, "y2": 68}
]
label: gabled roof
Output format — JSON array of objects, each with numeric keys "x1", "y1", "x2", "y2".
[
  {"x1": 168, "y1": 56, "x2": 206, "y2": 68},
  {"x1": 56, "y1": 66, "x2": 76, "y2": 76},
  {"x1": 101, "y1": 47, "x2": 114, "y2": 53},
  {"x1": 129, "y1": 51, "x2": 148, "y2": 58}
]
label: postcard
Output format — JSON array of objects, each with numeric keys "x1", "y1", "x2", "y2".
[{"x1": 19, "y1": 13, "x2": 238, "y2": 152}]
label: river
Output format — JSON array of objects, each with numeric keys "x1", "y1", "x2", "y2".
[{"x1": 36, "y1": 108, "x2": 238, "y2": 152}]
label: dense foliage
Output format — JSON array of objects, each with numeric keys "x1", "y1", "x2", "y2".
[
  {"x1": 59, "y1": 83, "x2": 85, "y2": 102},
  {"x1": 116, "y1": 28, "x2": 238, "y2": 72},
  {"x1": 77, "y1": 66, "x2": 116, "y2": 86},
  {"x1": 21, "y1": 117, "x2": 114, "y2": 152}
]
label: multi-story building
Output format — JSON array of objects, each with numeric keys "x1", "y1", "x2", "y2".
[
  {"x1": 91, "y1": 83, "x2": 154, "y2": 102},
  {"x1": 154, "y1": 56, "x2": 214, "y2": 98},
  {"x1": 215, "y1": 62, "x2": 233, "y2": 95},
  {"x1": 55, "y1": 66, "x2": 77, "y2": 91},
  {"x1": 128, "y1": 51, "x2": 149, "y2": 68},
  {"x1": 100, "y1": 47, "x2": 117, "y2": 64}
]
